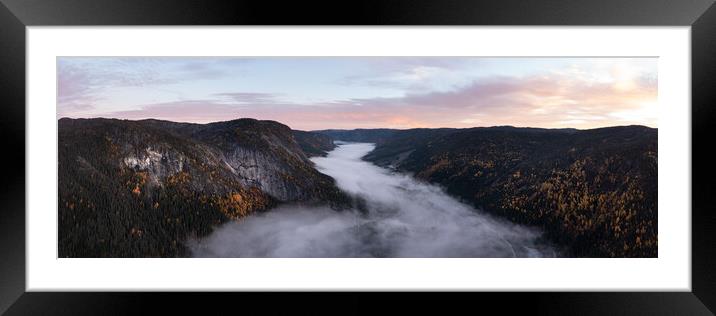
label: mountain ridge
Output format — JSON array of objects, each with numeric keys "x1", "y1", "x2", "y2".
[{"x1": 59, "y1": 118, "x2": 657, "y2": 258}]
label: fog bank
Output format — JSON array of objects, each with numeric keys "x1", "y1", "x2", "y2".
[{"x1": 191, "y1": 142, "x2": 556, "y2": 257}]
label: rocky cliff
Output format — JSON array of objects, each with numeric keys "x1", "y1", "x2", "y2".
[{"x1": 58, "y1": 118, "x2": 347, "y2": 257}]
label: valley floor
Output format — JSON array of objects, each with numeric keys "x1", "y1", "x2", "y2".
[{"x1": 190, "y1": 142, "x2": 557, "y2": 258}]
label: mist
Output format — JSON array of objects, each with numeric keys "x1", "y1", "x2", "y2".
[{"x1": 190, "y1": 142, "x2": 556, "y2": 257}]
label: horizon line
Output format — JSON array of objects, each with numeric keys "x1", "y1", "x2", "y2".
[{"x1": 57, "y1": 116, "x2": 658, "y2": 131}]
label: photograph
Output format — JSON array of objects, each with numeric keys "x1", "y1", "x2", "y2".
[{"x1": 57, "y1": 57, "x2": 658, "y2": 258}]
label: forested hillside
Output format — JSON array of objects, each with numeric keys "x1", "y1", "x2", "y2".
[{"x1": 323, "y1": 125, "x2": 658, "y2": 257}]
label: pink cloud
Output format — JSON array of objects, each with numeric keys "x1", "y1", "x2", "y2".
[{"x1": 72, "y1": 72, "x2": 657, "y2": 130}]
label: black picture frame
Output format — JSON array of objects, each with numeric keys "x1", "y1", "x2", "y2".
[{"x1": 1, "y1": 0, "x2": 715, "y2": 314}]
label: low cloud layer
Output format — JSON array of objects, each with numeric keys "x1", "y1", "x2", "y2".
[{"x1": 190, "y1": 143, "x2": 556, "y2": 258}]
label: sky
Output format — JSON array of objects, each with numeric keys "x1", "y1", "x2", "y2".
[{"x1": 57, "y1": 57, "x2": 658, "y2": 130}]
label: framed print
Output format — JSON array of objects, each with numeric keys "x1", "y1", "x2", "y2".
[{"x1": 1, "y1": 0, "x2": 715, "y2": 314}]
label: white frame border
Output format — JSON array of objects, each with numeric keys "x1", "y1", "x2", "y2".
[{"x1": 27, "y1": 26, "x2": 690, "y2": 291}]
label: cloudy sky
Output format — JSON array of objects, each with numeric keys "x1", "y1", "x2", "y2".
[{"x1": 57, "y1": 57, "x2": 657, "y2": 130}]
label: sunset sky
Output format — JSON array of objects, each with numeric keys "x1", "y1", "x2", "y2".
[{"x1": 57, "y1": 57, "x2": 657, "y2": 130}]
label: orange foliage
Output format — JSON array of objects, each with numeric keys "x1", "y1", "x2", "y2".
[{"x1": 214, "y1": 188, "x2": 271, "y2": 220}]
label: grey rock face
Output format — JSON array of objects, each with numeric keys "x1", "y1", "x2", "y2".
[{"x1": 225, "y1": 146, "x2": 306, "y2": 201}]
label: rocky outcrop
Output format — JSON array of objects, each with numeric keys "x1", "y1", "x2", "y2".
[{"x1": 137, "y1": 118, "x2": 346, "y2": 203}]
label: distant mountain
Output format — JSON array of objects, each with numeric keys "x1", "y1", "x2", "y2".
[
  {"x1": 292, "y1": 129, "x2": 336, "y2": 157},
  {"x1": 316, "y1": 128, "x2": 403, "y2": 143},
  {"x1": 319, "y1": 125, "x2": 658, "y2": 257},
  {"x1": 58, "y1": 118, "x2": 348, "y2": 257}
]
